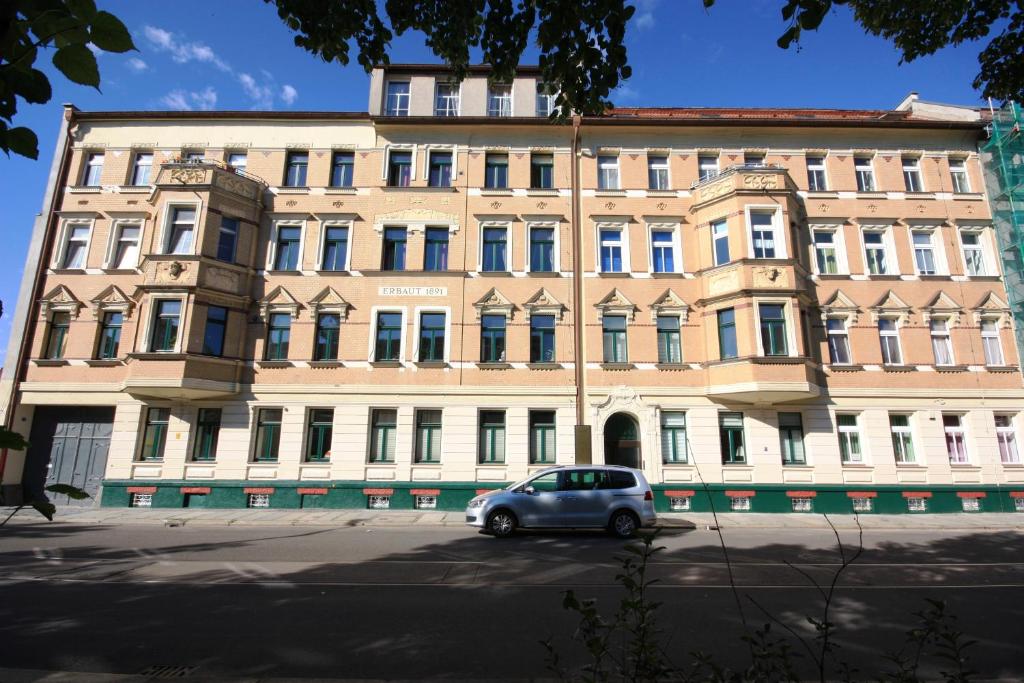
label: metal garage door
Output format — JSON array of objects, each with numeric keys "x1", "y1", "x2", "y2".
[{"x1": 24, "y1": 407, "x2": 115, "y2": 506}]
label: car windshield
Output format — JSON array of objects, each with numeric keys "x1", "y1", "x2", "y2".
[{"x1": 505, "y1": 470, "x2": 559, "y2": 490}]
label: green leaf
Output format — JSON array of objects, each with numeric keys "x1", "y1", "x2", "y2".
[
  {"x1": 0, "y1": 425, "x2": 30, "y2": 449},
  {"x1": 68, "y1": 0, "x2": 99, "y2": 20},
  {"x1": 31, "y1": 501, "x2": 56, "y2": 521},
  {"x1": 89, "y1": 11, "x2": 135, "y2": 53},
  {"x1": 52, "y1": 43, "x2": 100, "y2": 87},
  {"x1": 7, "y1": 67, "x2": 53, "y2": 105},
  {"x1": 46, "y1": 483, "x2": 91, "y2": 500}
]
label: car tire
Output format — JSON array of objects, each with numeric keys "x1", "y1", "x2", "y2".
[
  {"x1": 487, "y1": 509, "x2": 517, "y2": 538},
  {"x1": 608, "y1": 510, "x2": 639, "y2": 539}
]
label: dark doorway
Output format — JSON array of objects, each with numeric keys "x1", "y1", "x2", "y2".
[
  {"x1": 24, "y1": 406, "x2": 115, "y2": 505},
  {"x1": 604, "y1": 412, "x2": 641, "y2": 469}
]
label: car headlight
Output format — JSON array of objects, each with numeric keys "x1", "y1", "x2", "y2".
[{"x1": 467, "y1": 498, "x2": 486, "y2": 508}]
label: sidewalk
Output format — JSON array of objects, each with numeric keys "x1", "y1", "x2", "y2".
[{"x1": 5, "y1": 505, "x2": 1024, "y2": 530}]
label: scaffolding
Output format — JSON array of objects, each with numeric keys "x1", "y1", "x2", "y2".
[{"x1": 981, "y1": 101, "x2": 1024, "y2": 362}]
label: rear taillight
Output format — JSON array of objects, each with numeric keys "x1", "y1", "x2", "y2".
[{"x1": 644, "y1": 490, "x2": 653, "y2": 501}]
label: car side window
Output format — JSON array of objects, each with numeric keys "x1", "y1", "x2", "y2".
[
  {"x1": 601, "y1": 471, "x2": 637, "y2": 489},
  {"x1": 530, "y1": 472, "x2": 560, "y2": 492},
  {"x1": 561, "y1": 470, "x2": 599, "y2": 491}
]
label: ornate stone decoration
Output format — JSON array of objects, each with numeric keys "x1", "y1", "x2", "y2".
[
  {"x1": 536, "y1": 201, "x2": 548, "y2": 210},
  {"x1": 604, "y1": 201, "x2": 616, "y2": 210},
  {"x1": 89, "y1": 285, "x2": 135, "y2": 320},
  {"x1": 473, "y1": 287, "x2": 515, "y2": 320},
  {"x1": 39, "y1": 284, "x2": 83, "y2": 319},
  {"x1": 742, "y1": 174, "x2": 777, "y2": 190},
  {"x1": 820, "y1": 289, "x2": 860, "y2": 325},
  {"x1": 869, "y1": 290, "x2": 913, "y2": 324},
  {"x1": 972, "y1": 291, "x2": 1012, "y2": 327},
  {"x1": 595, "y1": 288, "x2": 637, "y2": 321},
  {"x1": 169, "y1": 167, "x2": 206, "y2": 184},
  {"x1": 921, "y1": 290, "x2": 963, "y2": 326},
  {"x1": 753, "y1": 266, "x2": 788, "y2": 288},
  {"x1": 649, "y1": 289, "x2": 689, "y2": 323},
  {"x1": 490, "y1": 201, "x2": 502, "y2": 210},
  {"x1": 258, "y1": 285, "x2": 302, "y2": 320},
  {"x1": 523, "y1": 287, "x2": 566, "y2": 321},
  {"x1": 307, "y1": 286, "x2": 352, "y2": 321}
]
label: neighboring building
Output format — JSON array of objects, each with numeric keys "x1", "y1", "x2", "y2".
[{"x1": 1, "y1": 66, "x2": 1023, "y2": 515}]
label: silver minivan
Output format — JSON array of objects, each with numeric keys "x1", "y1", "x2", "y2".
[{"x1": 465, "y1": 465, "x2": 657, "y2": 538}]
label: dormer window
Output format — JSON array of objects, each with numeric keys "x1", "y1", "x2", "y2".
[
  {"x1": 386, "y1": 81, "x2": 410, "y2": 116},
  {"x1": 435, "y1": 82, "x2": 459, "y2": 116},
  {"x1": 488, "y1": 83, "x2": 512, "y2": 117},
  {"x1": 536, "y1": 83, "x2": 556, "y2": 117}
]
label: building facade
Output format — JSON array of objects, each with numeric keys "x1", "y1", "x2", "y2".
[{"x1": 2, "y1": 65, "x2": 1023, "y2": 514}]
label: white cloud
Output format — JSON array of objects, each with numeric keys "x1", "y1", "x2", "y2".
[
  {"x1": 239, "y1": 72, "x2": 274, "y2": 109},
  {"x1": 633, "y1": 0, "x2": 659, "y2": 30},
  {"x1": 126, "y1": 57, "x2": 148, "y2": 73},
  {"x1": 612, "y1": 84, "x2": 640, "y2": 103},
  {"x1": 143, "y1": 25, "x2": 231, "y2": 72},
  {"x1": 161, "y1": 89, "x2": 191, "y2": 110},
  {"x1": 281, "y1": 84, "x2": 298, "y2": 106},
  {"x1": 160, "y1": 87, "x2": 218, "y2": 111},
  {"x1": 191, "y1": 87, "x2": 218, "y2": 110}
]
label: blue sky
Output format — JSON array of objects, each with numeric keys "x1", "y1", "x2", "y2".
[{"x1": 0, "y1": 0, "x2": 992, "y2": 357}]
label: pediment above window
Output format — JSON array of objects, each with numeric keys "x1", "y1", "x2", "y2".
[
  {"x1": 922, "y1": 290, "x2": 963, "y2": 325},
  {"x1": 90, "y1": 284, "x2": 135, "y2": 320},
  {"x1": 523, "y1": 287, "x2": 566, "y2": 320},
  {"x1": 869, "y1": 289, "x2": 912, "y2": 324},
  {"x1": 39, "y1": 285, "x2": 83, "y2": 319},
  {"x1": 308, "y1": 286, "x2": 351, "y2": 320},
  {"x1": 473, "y1": 287, "x2": 515, "y2": 320},
  {"x1": 595, "y1": 288, "x2": 637, "y2": 321},
  {"x1": 258, "y1": 285, "x2": 301, "y2": 319},
  {"x1": 649, "y1": 288, "x2": 689, "y2": 323},
  {"x1": 820, "y1": 289, "x2": 860, "y2": 324},
  {"x1": 972, "y1": 291, "x2": 1011, "y2": 327}
]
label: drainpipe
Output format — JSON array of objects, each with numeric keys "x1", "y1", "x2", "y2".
[{"x1": 571, "y1": 115, "x2": 592, "y2": 464}]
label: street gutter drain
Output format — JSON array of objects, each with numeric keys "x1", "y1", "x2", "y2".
[{"x1": 138, "y1": 665, "x2": 198, "y2": 678}]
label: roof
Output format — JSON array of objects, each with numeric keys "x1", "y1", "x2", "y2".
[{"x1": 606, "y1": 106, "x2": 911, "y2": 122}]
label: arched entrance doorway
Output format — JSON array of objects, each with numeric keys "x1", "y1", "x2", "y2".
[{"x1": 604, "y1": 412, "x2": 641, "y2": 469}]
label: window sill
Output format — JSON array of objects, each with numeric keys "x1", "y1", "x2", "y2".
[
  {"x1": 595, "y1": 190, "x2": 626, "y2": 196},
  {"x1": 597, "y1": 272, "x2": 631, "y2": 278},
  {"x1": 381, "y1": 185, "x2": 456, "y2": 192},
  {"x1": 525, "y1": 271, "x2": 560, "y2": 277},
  {"x1": 600, "y1": 362, "x2": 635, "y2": 370},
  {"x1": 650, "y1": 272, "x2": 684, "y2": 278},
  {"x1": 527, "y1": 362, "x2": 563, "y2": 370},
  {"x1": 116, "y1": 185, "x2": 152, "y2": 194},
  {"x1": 67, "y1": 186, "x2": 102, "y2": 193},
  {"x1": 952, "y1": 193, "x2": 985, "y2": 201},
  {"x1": 806, "y1": 191, "x2": 839, "y2": 199},
  {"x1": 101, "y1": 267, "x2": 142, "y2": 275},
  {"x1": 50, "y1": 268, "x2": 87, "y2": 275},
  {"x1": 250, "y1": 460, "x2": 280, "y2": 465},
  {"x1": 313, "y1": 270, "x2": 351, "y2": 276},
  {"x1": 370, "y1": 361, "x2": 402, "y2": 368},
  {"x1": 867, "y1": 274, "x2": 903, "y2": 281},
  {"x1": 32, "y1": 359, "x2": 69, "y2": 367},
  {"x1": 476, "y1": 462, "x2": 507, "y2": 467},
  {"x1": 934, "y1": 365, "x2": 969, "y2": 373},
  {"x1": 782, "y1": 463, "x2": 811, "y2": 468},
  {"x1": 266, "y1": 269, "x2": 302, "y2": 275},
  {"x1": 827, "y1": 364, "x2": 864, "y2": 372},
  {"x1": 257, "y1": 360, "x2": 294, "y2": 368},
  {"x1": 882, "y1": 365, "x2": 917, "y2": 372},
  {"x1": 526, "y1": 189, "x2": 559, "y2": 196},
  {"x1": 323, "y1": 187, "x2": 357, "y2": 194},
  {"x1": 128, "y1": 352, "x2": 186, "y2": 360},
  {"x1": 477, "y1": 271, "x2": 512, "y2": 277},
  {"x1": 480, "y1": 189, "x2": 513, "y2": 195},
  {"x1": 815, "y1": 274, "x2": 851, "y2": 280},
  {"x1": 655, "y1": 363, "x2": 687, "y2": 371},
  {"x1": 895, "y1": 463, "x2": 924, "y2": 468},
  {"x1": 949, "y1": 464, "x2": 981, "y2": 469},
  {"x1": 275, "y1": 187, "x2": 309, "y2": 193},
  {"x1": 986, "y1": 365, "x2": 1020, "y2": 373},
  {"x1": 918, "y1": 274, "x2": 952, "y2": 281},
  {"x1": 840, "y1": 463, "x2": 872, "y2": 468},
  {"x1": 84, "y1": 359, "x2": 124, "y2": 367},
  {"x1": 303, "y1": 459, "x2": 331, "y2": 465},
  {"x1": 965, "y1": 275, "x2": 1002, "y2": 282},
  {"x1": 366, "y1": 461, "x2": 396, "y2": 466},
  {"x1": 646, "y1": 189, "x2": 676, "y2": 196},
  {"x1": 415, "y1": 361, "x2": 449, "y2": 369},
  {"x1": 309, "y1": 361, "x2": 344, "y2": 368},
  {"x1": 905, "y1": 192, "x2": 936, "y2": 200},
  {"x1": 476, "y1": 362, "x2": 511, "y2": 370},
  {"x1": 855, "y1": 192, "x2": 887, "y2": 199}
]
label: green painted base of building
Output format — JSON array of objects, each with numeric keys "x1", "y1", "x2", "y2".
[{"x1": 100, "y1": 480, "x2": 1024, "y2": 515}]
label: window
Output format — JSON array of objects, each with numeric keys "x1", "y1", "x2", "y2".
[
  {"x1": 435, "y1": 82, "x2": 460, "y2": 116},
  {"x1": 878, "y1": 319, "x2": 902, "y2": 365},
  {"x1": 150, "y1": 300, "x2": 180, "y2": 352},
  {"x1": 730, "y1": 496, "x2": 751, "y2": 511},
  {"x1": 902, "y1": 156, "x2": 923, "y2": 192},
  {"x1": 368, "y1": 495, "x2": 390, "y2": 509},
  {"x1": 484, "y1": 153, "x2": 508, "y2": 189},
  {"x1": 418, "y1": 312, "x2": 446, "y2": 362},
  {"x1": 165, "y1": 207, "x2": 196, "y2": 255},
  {"x1": 930, "y1": 319, "x2": 954, "y2": 366},
  {"x1": 749, "y1": 211, "x2": 777, "y2": 258},
  {"x1": 806, "y1": 156, "x2": 827, "y2": 191},
  {"x1": 648, "y1": 154, "x2": 669, "y2": 190},
  {"x1": 698, "y1": 155, "x2": 719, "y2": 181},
  {"x1": 530, "y1": 226, "x2": 555, "y2": 272},
  {"x1": 813, "y1": 230, "x2": 839, "y2": 274},
  {"x1": 265, "y1": 313, "x2": 291, "y2": 360},
  {"x1": 306, "y1": 408, "x2": 333, "y2": 461},
  {"x1": 529, "y1": 410, "x2": 556, "y2": 464},
  {"x1": 826, "y1": 318, "x2": 852, "y2": 364},
  {"x1": 227, "y1": 152, "x2": 247, "y2": 173},
  {"x1": 216, "y1": 218, "x2": 238, "y2": 263},
  {"x1": 719, "y1": 412, "x2": 745, "y2": 464},
  {"x1": 792, "y1": 497, "x2": 813, "y2": 512},
  {"x1": 61, "y1": 224, "x2": 90, "y2": 269},
  {"x1": 428, "y1": 151, "x2": 452, "y2": 187},
  {"x1": 536, "y1": 83, "x2": 556, "y2": 117},
  {"x1": 284, "y1": 151, "x2": 308, "y2": 187},
  {"x1": 712, "y1": 219, "x2": 729, "y2": 266},
  {"x1": 45, "y1": 312, "x2": 70, "y2": 359},
  {"x1": 416, "y1": 409, "x2": 442, "y2": 463},
  {"x1": 744, "y1": 152, "x2": 765, "y2": 167},
  {"x1": 599, "y1": 228, "x2": 624, "y2": 272},
  {"x1": 661, "y1": 411, "x2": 687, "y2": 463},
  {"x1": 960, "y1": 231, "x2": 987, "y2": 276},
  {"x1": 192, "y1": 408, "x2": 221, "y2": 462},
  {"x1": 183, "y1": 150, "x2": 203, "y2": 162},
  {"x1": 907, "y1": 496, "x2": 928, "y2": 512},
  {"x1": 131, "y1": 152, "x2": 153, "y2": 185},
  {"x1": 314, "y1": 313, "x2": 340, "y2": 361},
  {"x1": 83, "y1": 152, "x2": 104, "y2": 186},
  {"x1": 487, "y1": 83, "x2": 512, "y2": 117},
  {"x1": 669, "y1": 496, "x2": 691, "y2": 511},
  {"x1": 530, "y1": 153, "x2": 554, "y2": 189},
  {"x1": 387, "y1": 150, "x2": 412, "y2": 187},
  {"x1": 758, "y1": 304, "x2": 788, "y2": 356},
  {"x1": 890, "y1": 414, "x2": 915, "y2": 463},
  {"x1": 981, "y1": 319, "x2": 1004, "y2": 366},
  {"x1": 863, "y1": 230, "x2": 888, "y2": 275},
  {"x1": 273, "y1": 226, "x2": 301, "y2": 270},
  {"x1": 385, "y1": 81, "x2": 410, "y2": 116},
  {"x1": 530, "y1": 314, "x2": 556, "y2": 363},
  {"x1": 949, "y1": 158, "x2": 970, "y2": 193},
  {"x1": 597, "y1": 155, "x2": 620, "y2": 190},
  {"x1": 657, "y1": 316, "x2": 682, "y2": 364},
  {"x1": 369, "y1": 409, "x2": 397, "y2": 462},
  {"x1": 912, "y1": 230, "x2": 938, "y2": 275},
  {"x1": 424, "y1": 227, "x2": 449, "y2": 271},
  {"x1": 480, "y1": 314, "x2": 506, "y2": 362},
  {"x1": 202, "y1": 306, "x2": 227, "y2": 357},
  {"x1": 602, "y1": 315, "x2": 628, "y2": 363},
  {"x1": 382, "y1": 227, "x2": 407, "y2": 270},
  {"x1": 995, "y1": 414, "x2": 1020, "y2": 464},
  {"x1": 139, "y1": 408, "x2": 170, "y2": 461},
  {"x1": 779, "y1": 413, "x2": 806, "y2": 465},
  {"x1": 717, "y1": 308, "x2": 737, "y2": 359},
  {"x1": 943, "y1": 414, "x2": 968, "y2": 463},
  {"x1": 962, "y1": 497, "x2": 981, "y2": 512},
  {"x1": 481, "y1": 226, "x2": 507, "y2": 272},
  {"x1": 1017, "y1": 498, "x2": 1024, "y2": 512},
  {"x1": 854, "y1": 156, "x2": 875, "y2": 192},
  {"x1": 651, "y1": 230, "x2": 676, "y2": 273},
  {"x1": 837, "y1": 414, "x2": 862, "y2": 463},
  {"x1": 375, "y1": 312, "x2": 402, "y2": 361},
  {"x1": 109, "y1": 223, "x2": 141, "y2": 269},
  {"x1": 479, "y1": 411, "x2": 506, "y2": 463},
  {"x1": 321, "y1": 225, "x2": 349, "y2": 271},
  {"x1": 254, "y1": 408, "x2": 282, "y2": 462},
  {"x1": 851, "y1": 496, "x2": 872, "y2": 513},
  {"x1": 97, "y1": 312, "x2": 123, "y2": 359},
  {"x1": 130, "y1": 493, "x2": 153, "y2": 508},
  {"x1": 330, "y1": 151, "x2": 354, "y2": 187}
]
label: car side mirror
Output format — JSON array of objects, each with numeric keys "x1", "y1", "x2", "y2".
[{"x1": 524, "y1": 486, "x2": 536, "y2": 495}]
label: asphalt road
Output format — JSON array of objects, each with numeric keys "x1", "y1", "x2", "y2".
[{"x1": 1, "y1": 521, "x2": 1022, "y2": 680}]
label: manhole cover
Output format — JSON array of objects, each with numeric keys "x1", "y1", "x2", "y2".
[{"x1": 138, "y1": 665, "x2": 198, "y2": 678}]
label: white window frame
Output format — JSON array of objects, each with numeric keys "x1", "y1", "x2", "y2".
[
  {"x1": 949, "y1": 157, "x2": 971, "y2": 193},
  {"x1": 854, "y1": 155, "x2": 876, "y2": 192},
  {"x1": 995, "y1": 414, "x2": 1020, "y2": 464},
  {"x1": 811, "y1": 226, "x2": 848, "y2": 275},
  {"x1": 730, "y1": 496, "x2": 751, "y2": 511},
  {"x1": 837, "y1": 413, "x2": 863, "y2": 463},
  {"x1": 851, "y1": 496, "x2": 872, "y2": 512},
  {"x1": 902, "y1": 155, "x2": 924, "y2": 192},
  {"x1": 698, "y1": 154, "x2": 719, "y2": 181},
  {"x1": 52, "y1": 218, "x2": 94, "y2": 270},
  {"x1": 597, "y1": 154, "x2": 621, "y2": 190},
  {"x1": 103, "y1": 218, "x2": 144, "y2": 270},
  {"x1": 646, "y1": 222, "x2": 682, "y2": 274},
  {"x1": 647, "y1": 153, "x2": 670, "y2": 190},
  {"x1": 381, "y1": 144, "x2": 418, "y2": 182},
  {"x1": 878, "y1": 317, "x2": 904, "y2": 366},
  {"x1": 980, "y1": 317, "x2": 1005, "y2": 366},
  {"x1": 526, "y1": 220, "x2": 561, "y2": 273},
  {"x1": 158, "y1": 201, "x2": 201, "y2": 256},
  {"x1": 478, "y1": 220, "x2": 512, "y2": 273},
  {"x1": 890, "y1": 413, "x2": 916, "y2": 464},
  {"x1": 411, "y1": 305, "x2": 452, "y2": 363},
  {"x1": 434, "y1": 81, "x2": 461, "y2": 117},
  {"x1": 227, "y1": 151, "x2": 248, "y2": 173},
  {"x1": 826, "y1": 316, "x2": 853, "y2": 365},
  {"x1": 267, "y1": 219, "x2": 307, "y2": 271},
  {"x1": 82, "y1": 151, "x2": 104, "y2": 186},
  {"x1": 957, "y1": 228, "x2": 990, "y2": 277},
  {"x1": 535, "y1": 82, "x2": 557, "y2": 117},
  {"x1": 367, "y1": 306, "x2": 408, "y2": 363},
  {"x1": 911, "y1": 228, "x2": 946, "y2": 276},
  {"x1": 861, "y1": 227, "x2": 895, "y2": 276},
  {"x1": 140, "y1": 295, "x2": 187, "y2": 353},
  {"x1": 753, "y1": 297, "x2": 797, "y2": 358},
  {"x1": 929, "y1": 317, "x2": 955, "y2": 366},
  {"x1": 711, "y1": 218, "x2": 729, "y2": 266},
  {"x1": 487, "y1": 83, "x2": 513, "y2": 117},
  {"x1": 744, "y1": 206, "x2": 786, "y2": 259},
  {"x1": 943, "y1": 413, "x2": 969, "y2": 464},
  {"x1": 806, "y1": 154, "x2": 828, "y2": 191},
  {"x1": 316, "y1": 218, "x2": 354, "y2": 272},
  {"x1": 907, "y1": 496, "x2": 927, "y2": 512},
  {"x1": 596, "y1": 221, "x2": 630, "y2": 274},
  {"x1": 130, "y1": 151, "x2": 154, "y2": 186},
  {"x1": 384, "y1": 80, "x2": 410, "y2": 116}
]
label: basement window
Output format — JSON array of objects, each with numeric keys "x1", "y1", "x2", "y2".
[
  {"x1": 730, "y1": 496, "x2": 751, "y2": 511},
  {"x1": 130, "y1": 493, "x2": 153, "y2": 508},
  {"x1": 906, "y1": 496, "x2": 928, "y2": 512},
  {"x1": 415, "y1": 495, "x2": 438, "y2": 510},
  {"x1": 368, "y1": 495, "x2": 391, "y2": 510},
  {"x1": 669, "y1": 496, "x2": 691, "y2": 512},
  {"x1": 248, "y1": 493, "x2": 270, "y2": 509},
  {"x1": 851, "y1": 497, "x2": 873, "y2": 513},
  {"x1": 1015, "y1": 498, "x2": 1024, "y2": 512},
  {"x1": 961, "y1": 497, "x2": 981, "y2": 512},
  {"x1": 791, "y1": 497, "x2": 813, "y2": 512}
]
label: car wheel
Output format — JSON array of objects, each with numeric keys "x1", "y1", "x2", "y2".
[
  {"x1": 487, "y1": 510, "x2": 517, "y2": 538},
  {"x1": 608, "y1": 510, "x2": 639, "y2": 539}
]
